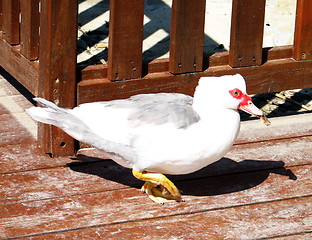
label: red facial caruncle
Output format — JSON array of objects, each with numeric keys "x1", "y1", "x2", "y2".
[{"x1": 229, "y1": 88, "x2": 263, "y2": 117}]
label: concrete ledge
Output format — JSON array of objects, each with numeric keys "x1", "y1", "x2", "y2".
[{"x1": 237, "y1": 112, "x2": 312, "y2": 144}]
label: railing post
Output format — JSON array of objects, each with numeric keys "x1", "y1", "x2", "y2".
[
  {"x1": 229, "y1": 0, "x2": 266, "y2": 67},
  {"x1": 293, "y1": 0, "x2": 312, "y2": 60},
  {"x1": 20, "y1": 0, "x2": 40, "y2": 60},
  {"x1": 169, "y1": 0, "x2": 206, "y2": 74},
  {"x1": 2, "y1": 0, "x2": 20, "y2": 44},
  {"x1": 107, "y1": 0, "x2": 144, "y2": 81},
  {"x1": 38, "y1": 0, "x2": 78, "y2": 157}
]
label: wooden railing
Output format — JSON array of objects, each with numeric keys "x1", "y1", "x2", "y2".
[{"x1": 0, "y1": 0, "x2": 311, "y2": 157}]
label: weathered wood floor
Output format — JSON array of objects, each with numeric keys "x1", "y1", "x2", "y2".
[{"x1": 1, "y1": 70, "x2": 312, "y2": 239}]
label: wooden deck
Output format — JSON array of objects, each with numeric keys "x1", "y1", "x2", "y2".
[{"x1": 1, "y1": 69, "x2": 312, "y2": 239}]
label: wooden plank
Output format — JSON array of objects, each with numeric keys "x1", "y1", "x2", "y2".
[
  {"x1": 147, "y1": 58, "x2": 169, "y2": 74},
  {"x1": 20, "y1": 0, "x2": 40, "y2": 60},
  {"x1": 81, "y1": 64, "x2": 108, "y2": 81},
  {"x1": 0, "y1": 113, "x2": 35, "y2": 146},
  {"x1": 236, "y1": 113, "x2": 312, "y2": 144},
  {"x1": 78, "y1": 71, "x2": 198, "y2": 103},
  {"x1": 107, "y1": 0, "x2": 144, "y2": 81},
  {"x1": 0, "y1": 35, "x2": 39, "y2": 95},
  {"x1": 273, "y1": 233, "x2": 312, "y2": 240},
  {"x1": 0, "y1": 160, "x2": 132, "y2": 205},
  {"x1": 293, "y1": 0, "x2": 312, "y2": 60},
  {"x1": 23, "y1": 196, "x2": 311, "y2": 239},
  {"x1": 2, "y1": 136, "x2": 312, "y2": 205},
  {"x1": 229, "y1": 0, "x2": 266, "y2": 67},
  {"x1": 228, "y1": 136, "x2": 312, "y2": 166},
  {"x1": 0, "y1": 95, "x2": 34, "y2": 115},
  {"x1": 78, "y1": 58, "x2": 312, "y2": 104},
  {"x1": 263, "y1": 45, "x2": 293, "y2": 62},
  {"x1": 80, "y1": 46, "x2": 293, "y2": 83},
  {"x1": 169, "y1": 0, "x2": 206, "y2": 73},
  {"x1": 2, "y1": 0, "x2": 20, "y2": 44},
  {"x1": 1, "y1": 163, "x2": 311, "y2": 239},
  {"x1": 0, "y1": 73, "x2": 33, "y2": 97},
  {"x1": 38, "y1": 0, "x2": 78, "y2": 157},
  {"x1": 0, "y1": 0, "x2": 3, "y2": 30},
  {"x1": 208, "y1": 51, "x2": 229, "y2": 67},
  {"x1": 0, "y1": 143, "x2": 72, "y2": 174}
]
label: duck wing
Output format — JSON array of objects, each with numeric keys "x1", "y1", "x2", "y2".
[{"x1": 100, "y1": 93, "x2": 200, "y2": 129}]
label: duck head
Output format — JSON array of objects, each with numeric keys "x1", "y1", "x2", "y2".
[{"x1": 193, "y1": 74, "x2": 263, "y2": 118}]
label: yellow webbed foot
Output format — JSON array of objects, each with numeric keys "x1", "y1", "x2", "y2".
[
  {"x1": 132, "y1": 169, "x2": 182, "y2": 204},
  {"x1": 141, "y1": 181, "x2": 180, "y2": 204}
]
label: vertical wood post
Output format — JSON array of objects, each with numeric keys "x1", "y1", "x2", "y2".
[
  {"x1": 2, "y1": 0, "x2": 20, "y2": 44},
  {"x1": 0, "y1": 0, "x2": 3, "y2": 30},
  {"x1": 38, "y1": 0, "x2": 78, "y2": 157},
  {"x1": 169, "y1": 0, "x2": 206, "y2": 74},
  {"x1": 293, "y1": 0, "x2": 312, "y2": 60},
  {"x1": 229, "y1": 0, "x2": 266, "y2": 67},
  {"x1": 20, "y1": 0, "x2": 40, "y2": 60},
  {"x1": 107, "y1": 0, "x2": 144, "y2": 81}
]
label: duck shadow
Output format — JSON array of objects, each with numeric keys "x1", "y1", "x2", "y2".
[
  {"x1": 68, "y1": 156, "x2": 297, "y2": 197},
  {"x1": 174, "y1": 158, "x2": 297, "y2": 197}
]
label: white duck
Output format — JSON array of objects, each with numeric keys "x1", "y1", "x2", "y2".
[{"x1": 27, "y1": 74, "x2": 266, "y2": 203}]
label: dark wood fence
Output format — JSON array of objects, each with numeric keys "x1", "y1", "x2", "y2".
[{"x1": 0, "y1": 0, "x2": 311, "y2": 156}]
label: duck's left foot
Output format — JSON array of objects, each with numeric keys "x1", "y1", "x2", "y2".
[
  {"x1": 141, "y1": 181, "x2": 181, "y2": 204},
  {"x1": 132, "y1": 169, "x2": 182, "y2": 204}
]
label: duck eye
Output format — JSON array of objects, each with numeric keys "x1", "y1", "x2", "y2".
[{"x1": 230, "y1": 88, "x2": 241, "y2": 98}]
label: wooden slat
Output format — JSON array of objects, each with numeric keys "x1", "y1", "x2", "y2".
[
  {"x1": 229, "y1": 0, "x2": 266, "y2": 67},
  {"x1": 236, "y1": 113, "x2": 312, "y2": 144},
  {"x1": 0, "y1": 113, "x2": 35, "y2": 146},
  {"x1": 38, "y1": 0, "x2": 78, "y2": 157},
  {"x1": 81, "y1": 64, "x2": 108, "y2": 81},
  {"x1": 1, "y1": 163, "x2": 311, "y2": 239},
  {"x1": 228, "y1": 136, "x2": 312, "y2": 166},
  {"x1": 20, "y1": 0, "x2": 40, "y2": 60},
  {"x1": 147, "y1": 58, "x2": 169, "y2": 74},
  {"x1": 169, "y1": 0, "x2": 206, "y2": 74},
  {"x1": 293, "y1": 0, "x2": 312, "y2": 60},
  {"x1": 0, "y1": 42, "x2": 39, "y2": 94},
  {"x1": 0, "y1": 143, "x2": 72, "y2": 174},
  {"x1": 0, "y1": 161, "x2": 131, "y2": 205},
  {"x1": 78, "y1": 58, "x2": 312, "y2": 104},
  {"x1": 80, "y1": 46, "x2": 294, "y2": 82},
  {"x1": 2, "y1": 0, "x2": 20, "y2": 44},
  {"x1": 0, "y1": 0, "x2": 3, "y2": 30},
  {"x1": 23, "y1": 196, "x2": 311, "y2": 239},
  {"x1": 238, "y1": 122, "x2": 312, "y2": 148},
  {"x1": 263, "y1": 45, "x2": 293, "y2": 62},
  {"x1": 208, "y1": 52, "x2": 229, "y2": 67},
  {"x1": 107, "y1": 0, "x2": 144, "y2": 81}
]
